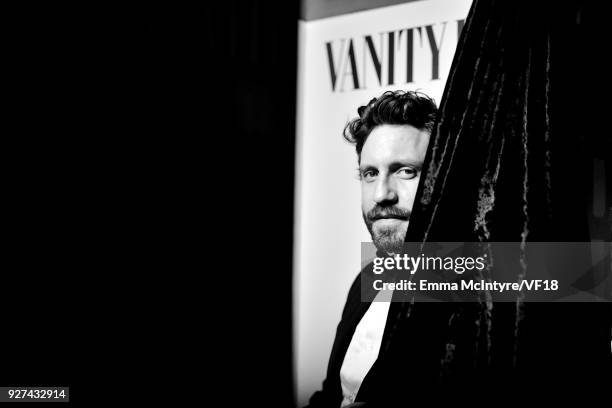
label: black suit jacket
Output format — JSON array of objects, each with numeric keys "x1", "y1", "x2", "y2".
[{"x1": 305, "y1": 262, "x2": 392, "y2": 408}]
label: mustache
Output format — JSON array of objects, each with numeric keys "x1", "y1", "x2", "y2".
[{"x1": 366, "y1": 206, "x2": 411, "y2": 221}]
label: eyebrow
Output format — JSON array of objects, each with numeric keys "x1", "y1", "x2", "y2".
[
  {"x1": 358, "y1": 164, "x2": 377, "y2": 173},
  {"x1": 359, "y1": 160, "x2": 423, "y2": 172}
]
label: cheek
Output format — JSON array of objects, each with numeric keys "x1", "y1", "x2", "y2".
[
  {"x1": 361, "y1": 184, "x2": 375, "y2": 212},
  {"x1": 398, "y1": 178, "x2": 420, "y2": 210}
]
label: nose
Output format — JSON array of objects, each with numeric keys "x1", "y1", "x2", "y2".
[{"x1": 373, "y1": 175, "x2": 398, "y2": 204}]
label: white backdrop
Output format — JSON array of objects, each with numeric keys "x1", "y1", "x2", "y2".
[{"x1": 293, "y1": 1, "x2": 472, "y2": 404}]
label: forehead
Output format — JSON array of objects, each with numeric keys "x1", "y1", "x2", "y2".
[{"x1": 360, "y1": 124, "x2": 430, "y2": 165}]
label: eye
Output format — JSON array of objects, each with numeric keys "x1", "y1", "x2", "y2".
[
  {"x1": 397, "y1": 167, "x2": 418, "y2": 180},
  {"x1": 360, "y1": 169, "x2": 378, "y2": 182}
]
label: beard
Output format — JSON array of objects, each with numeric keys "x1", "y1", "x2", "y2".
[{"x1": 363, "y1": 205, "x2": 410, "y2": 255}]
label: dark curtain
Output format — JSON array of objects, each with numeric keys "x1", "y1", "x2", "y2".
[{"x1": 359, "y1": 0, "x2": 611, "y2": 403}]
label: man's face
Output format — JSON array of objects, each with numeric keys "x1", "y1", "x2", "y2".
[{"x1": 360, "y1": 124, "x2": 430, "y2": 254}]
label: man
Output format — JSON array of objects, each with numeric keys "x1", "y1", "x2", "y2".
[{"x1": 307, "y1": 90, "x2": 437, "y2": 408}]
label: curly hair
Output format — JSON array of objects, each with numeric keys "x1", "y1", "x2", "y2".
[{"x1": 343, "y1": 90, "x2": 437, "y2": 160}]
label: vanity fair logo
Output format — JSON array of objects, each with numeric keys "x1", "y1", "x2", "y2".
[{"x1": 325, "y1": 19, "x2": 465, "y2": 92}]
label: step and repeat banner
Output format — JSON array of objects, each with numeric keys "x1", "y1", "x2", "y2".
[{"x1": 293, "y1": 0, "x2": 473, "y2": 404}]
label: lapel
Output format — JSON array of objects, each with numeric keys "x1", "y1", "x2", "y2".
[{"x1": 325, "y1": 262, "x2": 378, "y2": 401}]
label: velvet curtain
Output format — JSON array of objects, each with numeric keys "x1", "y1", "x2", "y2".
[{"x1": 361, "y1": 0, "x2": 611, "y2": 401}]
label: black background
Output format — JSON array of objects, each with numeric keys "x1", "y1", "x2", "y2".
[{"x1": 4, "y1": 1, "x2": 298, "y2": 406}]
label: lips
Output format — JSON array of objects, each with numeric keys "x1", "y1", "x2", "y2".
[
  {"x1": 372, "y1": 213, "x2": 408, "y2": 221},
  {"x1": 366, "y1": 207, "x2": 411, "y2": 223}
]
